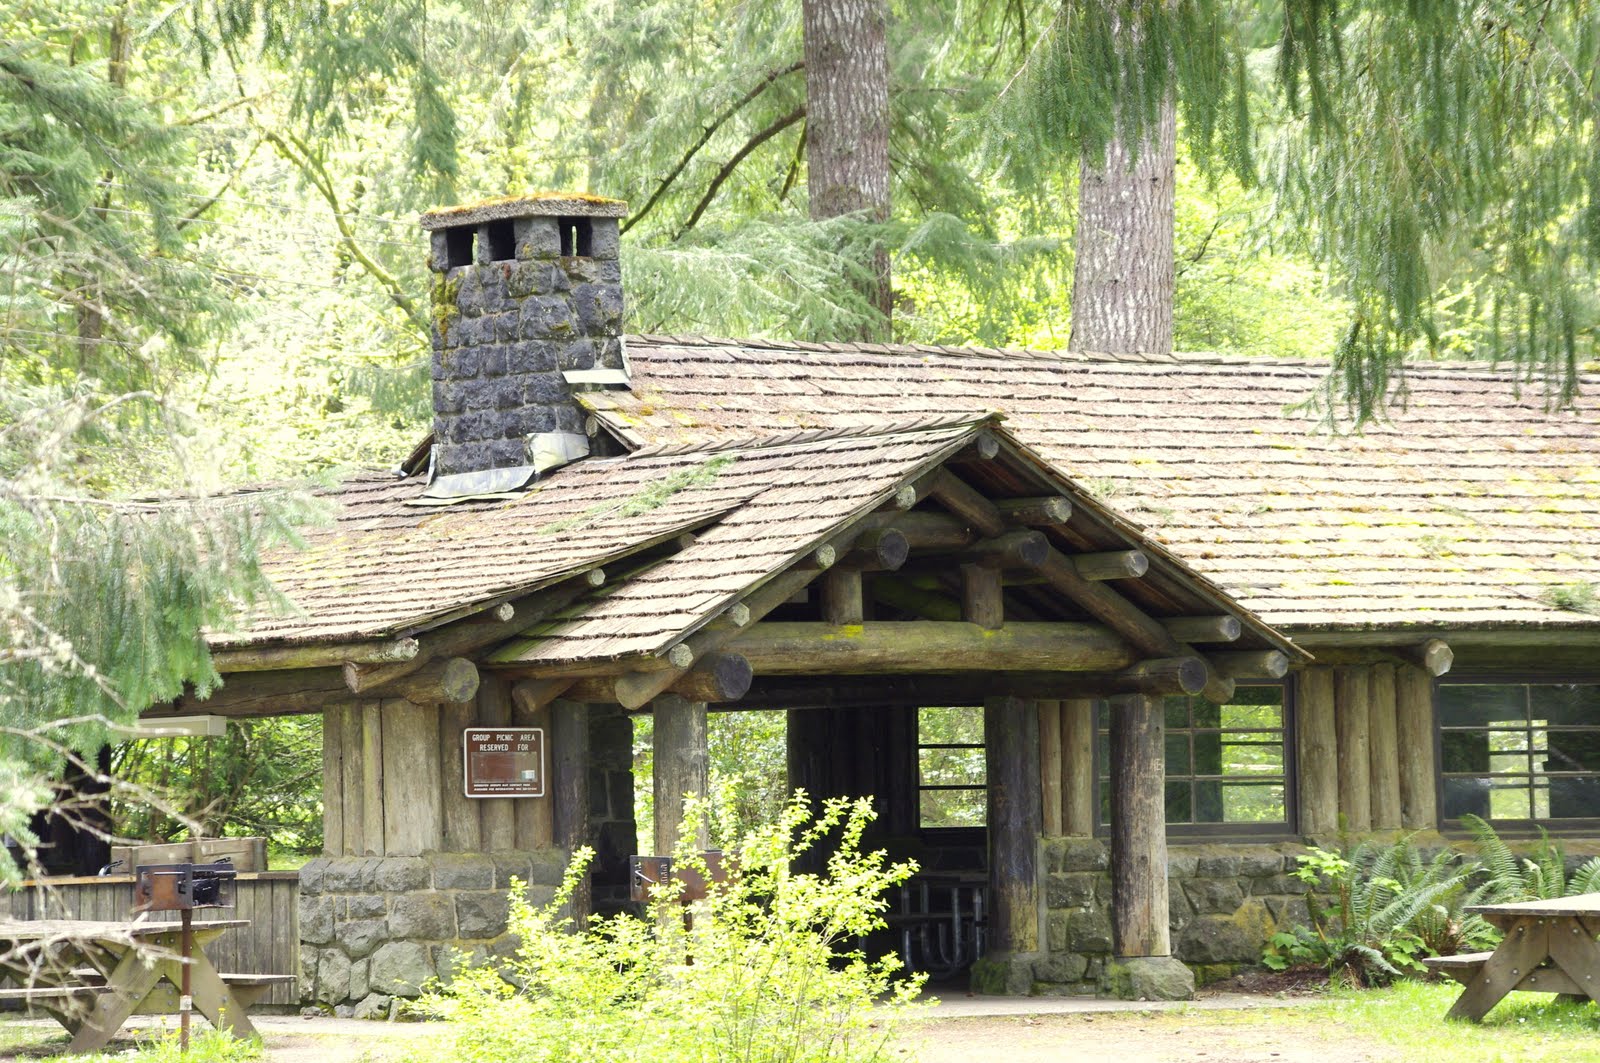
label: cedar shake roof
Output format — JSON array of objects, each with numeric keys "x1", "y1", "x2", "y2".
[
  {"x1": 219, "y1": 417, "x2": 995, "y2": 648},
  {"x1": 221, "y1": 415, "x2": 1298, "y2": 664},
  {"x1": 580, "y1": 336, "x2": 1600, "y2": 633}
]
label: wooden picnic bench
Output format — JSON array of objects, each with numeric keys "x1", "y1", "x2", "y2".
[
  {"x1": 0, "y1": 918, "x2": 288, "y2": 1052},
  {"x1": 1422, "y1": 893, "x2": 1600, "y2": 1021}
]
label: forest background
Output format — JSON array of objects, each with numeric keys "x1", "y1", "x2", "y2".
[{"x1": 2, "y1": 0, "x2": 1594, "y2": 863}]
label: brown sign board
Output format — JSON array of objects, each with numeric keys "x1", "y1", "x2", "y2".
[{"x1": 463, "y1": 727, "x2": 545, "y2": 798}]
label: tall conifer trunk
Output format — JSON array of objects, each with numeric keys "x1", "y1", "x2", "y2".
[
  {"x1": 1069, "y1": 95, "x2": 1176, "y2": 354},
  {"x1": 802, "y1": 0, "x2": 892, "y2": 339}
]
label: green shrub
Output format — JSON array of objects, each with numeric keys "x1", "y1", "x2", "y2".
[
  {"x1": 412, "y1": 793, "x2": 924, "y2": 1063},
  {"x1": 1263, "y1": 835, "x2": 1483, "y2": 985}
]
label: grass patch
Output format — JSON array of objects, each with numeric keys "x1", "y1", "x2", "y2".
[{"x1": 0, "y1": 1023, "x2": 262, "y2": 1063}]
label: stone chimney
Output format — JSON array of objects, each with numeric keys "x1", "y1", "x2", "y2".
[{"x1": 419, "y1": 194, "x2": 627, "y2": 488}]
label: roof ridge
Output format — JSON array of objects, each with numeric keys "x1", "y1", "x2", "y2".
[
  {"x1": 627, "y1": 412, "x2": 1000, "y2": 458},
  {"x1": 624, "y1": 333, "x2": 1600, "y2": 378}
]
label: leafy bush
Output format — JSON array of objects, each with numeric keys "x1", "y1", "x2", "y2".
[
  {"x1": 1263, "y1": 835, "x2": 1483, "y2": 986},
  {"x1": 412, "y1": 793, "x2": 924, "y2": 1063},
  {"x1": 1463, "y1": 814, "x2": 1600, "y2": 902}
]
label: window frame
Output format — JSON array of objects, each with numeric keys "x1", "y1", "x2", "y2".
[
  {"x1": 1434, "y1": 675, "x2": 1600, "y2": 835},
  {"x1": 1093, "y1": 682, "x2": 1298, "y2": 840},
  {"x1": 914, "y1": 705, "x2": 987, "y2": 833}
]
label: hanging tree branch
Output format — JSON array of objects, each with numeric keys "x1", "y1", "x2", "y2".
[
  {"x1": 623, "y1": 60, "x2": 803, "y2": 235},
  {"x1": 675, "y1": 106, "x2": 807, "y2": 240}
]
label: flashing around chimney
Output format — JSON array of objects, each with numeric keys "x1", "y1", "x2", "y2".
[{"x1": 422, "y1": 194, "x2": 628, "y2": 481}]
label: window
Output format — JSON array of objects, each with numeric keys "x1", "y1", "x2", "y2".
[
  {"x1": 1439, "y1": 683, "x2": 1600, "y2": 824},
  {"x1": 1097, "y1": 686, "x2": 1291, "y2": 834},
  {"x1": 917, "y1": 707, "x2": 985, "y2": 828}
]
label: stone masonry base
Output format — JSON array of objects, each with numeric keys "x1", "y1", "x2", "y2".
[{"x1": 298, "y1": 850, "x2": 567, "y2": 1016}]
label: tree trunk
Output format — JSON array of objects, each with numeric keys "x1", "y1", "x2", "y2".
[
  {"x1": 1069, "y1": 94, "x2": 1177, "y2": 354},
  {"x1": 802, "y1": 0, "x2": 892, "y2": 338}
]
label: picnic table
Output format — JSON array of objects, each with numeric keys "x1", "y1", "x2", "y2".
[
  {"x1": 0, "y1": 917, "x2": 289, "y2": 1053},
  {"x1": 1423, "y1": 893, "x2": 1600, "y2": 1021}
]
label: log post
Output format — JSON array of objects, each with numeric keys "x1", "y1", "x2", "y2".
[
  {"x1": 551, "y1": 698, "x2": 590, "y2": 920},
  {"x1": 477, "y1": 678, "x2": 517, "y2": 850},
  {"x1": 1334, "y1": 666, "x2": 1372, "y2": 832},
  {"x1": 439, "y1": 700, "x2": 481, "y2": 852},
  {"x1": 985, "y1": 696, "x2": 1041, "y2": 955},
  {"x1": 1295, "y1": 667, "x2": 1339, "y2": 836},
  {"x1": 322, "y1": 704, "x2": 345, "y2": 856},
  {"x1": 381, "y1": 699, "x2": 443, "y2": 856},
  {"x1": 359, "y1": 701, "x2": 385, "y2": 856},
  {"x1": 653, "y1": 694, "x2": 709, "y2": 855},
  {"x1": 1039, "y1": 701, "x2": 1063, "y2": 837},
  {"x1": 1367, "y1": 663, "x2": 1402, "y2": 830},
  {"x1": 1396, "y1": 664, "x2": 1438, "y2": 828},
  {"x1": 961, "y1": 564, "x2": 1004, "y2": 630},
  {"x1": 338, "y1": 704, "x2": 365, "y2": 856},
  {"x1": 512, "y1": 692, "x2": 555, "y2": 850},
  {"x1": 820, "y1": 569, "x2": 864, "y2": 626},
  {"x1": 1061, "y1": 699, "x2": 1097, "y2": 836},
  {"x1": 1109, "y1": 694, "x2": 1170, "y2": 958}
]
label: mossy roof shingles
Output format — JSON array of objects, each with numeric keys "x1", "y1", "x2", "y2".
[{"x1": 583, "y1": 337, "x2": 1600, "y2": 632}]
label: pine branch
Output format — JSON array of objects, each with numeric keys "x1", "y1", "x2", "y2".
[
  {"x1": 675, "y1": 107, "x2": 807, "y2": 240},
  {"x1": 261, "y1": 128, "x2": 428, "y2": 336},
  {"x1": 623, "y1": 60, "x2": 803, "y2": 236}
]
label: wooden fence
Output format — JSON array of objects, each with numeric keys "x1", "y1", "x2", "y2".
[{"x1": 4, "y1": 871, "x2": 300, "y2": 1008}]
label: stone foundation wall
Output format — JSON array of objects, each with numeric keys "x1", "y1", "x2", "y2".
[
  {"x1": 298, "y1": 850, "x2": 567, "y2": 1016},
  {"x1": 1036, "y1": 838, "x2": 1311, "y2": 994}
]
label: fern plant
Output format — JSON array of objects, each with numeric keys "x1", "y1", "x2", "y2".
[
  {"x1": 1263, "y1": 835, "x2": 1481, "y2": 986},
  {"x1": 1462, "y1": 814, "x2": 1600, "y2": 902}
]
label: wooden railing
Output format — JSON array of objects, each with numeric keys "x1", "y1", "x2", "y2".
[{"x1": 4, "y1": 871, "x2": 300, "y2": 1008}]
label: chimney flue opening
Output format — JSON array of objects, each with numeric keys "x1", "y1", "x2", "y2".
[
  {"x1": 559, "y1": 217, "x2": 593, "y2": 257},
  {"x1": 483, "y1": 220, "x2": 516, "y2": 262},
  {"x1": 443, "y1": 226, "x2": 474, "y2": 269}
]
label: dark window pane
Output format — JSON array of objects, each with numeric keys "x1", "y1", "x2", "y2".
[
  {"x1": 1165, "y1": 781, "x2": 1192, "y2": 823},
  {"x1": 1164, "y1": 697, "x2": 1189, "y2": 729},
  {"x1": 1097, "y1": 702, "x2": 1110, "y2": 729},
  {"x1": 1442, "y1": 731, "x2": 1489, "y2": 773},
  {"x1": 1532, "y1": 685, "x2": 1600, "y2": 726},
  {"x1": 1438, "y1": 685, "x2": 1526, "y2": 728},
  {"x1": 1547, "y1": 733, "x2": 1600, "y2": 775},
  {"x1": 1194, "y1": 780, "x2": 1224, "y2": 823},
  {"x1": 1192, "y1": 699, "x2": 1222, "y2": 729},
  {"x1": 1549, "y1": 777, "x2": 1600, "y2": 819},
  {"x1": 1442, "y1": 776, "x2": 1492, "y2": 819},
  {"x1": 1165, "y1": 734, "x2": 1190, "y2": 774},
  {"x1": 1097, "y1": 735, "x2": 1110, "y2": 773}
]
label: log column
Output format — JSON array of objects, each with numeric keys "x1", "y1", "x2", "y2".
[
  {"x1": 653, "y1": 694, "x2": 710, "y2": 854},
  {"x1": 1061, "y1": 698, "x2": 1097, "y2": 837},
  {"x1": 1295, "y1": 667, "x2": 1338, "y2": 836},
  {"x1": 1367, "y1": 663, "x2": 1402, "y2": 830},
  {"x1": 986, "y1": 695, "x2": 1041, "y2": 955},
  {"x1": 1334, "y1": 666, "x2": 1372, "y2": 832},
  {"x1": 1108, "y1": 694, "x2": 1170, "y2": 958},
  {"x1": 1396, "y1": 664, "x2": 1438, "y2": 828},
  {"x1": 551, "y1": 698, "x2": 591, "y2": 919}
]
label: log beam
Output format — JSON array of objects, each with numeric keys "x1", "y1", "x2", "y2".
[
  {"x1": 352, "y1": 569, "x2": 606, "y2": 690},
  {"x1": 736, "y1": 664, "x2": 1209, "y2": 707},
  {"x1": 211, "y1": 638, "x2": 419, "y2": 673},
  {"x1": 1405, "y1": 638, "x2": 1454, "y2": 677},
  {"x1": 166, "y1": 658, "x2": 476, "y2": 716},
  {"x1": 564, "y1": 654, "x2": 753, "y2": 705},
  {"x1": 1210, "y1": 650, "x2": 1290, "y2": 680},
  {"x1": 1072, "y1": 550, "x2": 1150, "y2": 581},
  {"x1": 839, "y1": 528, "x2": 909, "y2": 571},
  {"x1": 730, "y1": 621, "x2": 1139, "y2": 675},
  {"x1": 996, "y1": 496, "x2": 1073, "y2": 526},
  {"x1": 1161, "y1": 616, "x2": 1242, "y2": 644}
]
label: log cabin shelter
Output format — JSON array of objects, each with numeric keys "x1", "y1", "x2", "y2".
[{"x1": 133, "y1": 193, "x2": 1600, "y2": 1005}]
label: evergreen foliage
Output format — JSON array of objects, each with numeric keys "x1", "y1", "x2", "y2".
[{"x1": 1006, "y1": 1, "x2": 1600, "y2": 418}]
